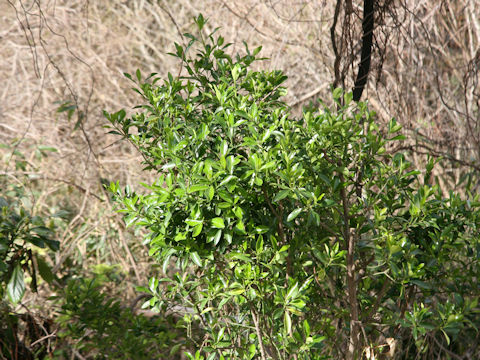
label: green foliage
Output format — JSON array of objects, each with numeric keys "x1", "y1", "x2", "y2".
[
  {"x1": 0, "y1": 185, "x2": 59, "y2": 304},
  {"x1": 106, "y1": 15, "x2": 480, "y2": 359},
  {"x1": 53, "y1": 276, "x2": 184, "y2": 359},
  {"x1": 0, "y1": 146, "x2": 62, "y2": 359}
]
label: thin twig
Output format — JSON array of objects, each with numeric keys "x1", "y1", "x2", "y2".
[
  {"x1": 30, "y1": 332, "x2": 57, "y2": 347},
  {"x1": 250, "y1": 304, "x2": 268, "y2": 360}
]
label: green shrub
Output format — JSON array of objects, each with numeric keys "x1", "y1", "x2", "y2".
[
  {"x1": 0, "y1": 186, "x2": 59, "y2": 304},
  {"x1": 0, "y1": 173, "x2": 60, "y2": 358},
  {"x1": 53, "y1": 276, "x2": 184, "y2": 359},
  {"x1": 106, "y1": 15, "x2": 480, "y2": 359}
]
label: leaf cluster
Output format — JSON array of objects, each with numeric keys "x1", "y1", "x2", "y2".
[
  {"x1": 0, "y1": 185, "x2": 59, "y2": 304},
  {"x1": 106, "y1": 15, "x2": 480, "y2": 359},
  {"x1": 53, "y1": 277, "x2": 184, "y2": 359}
]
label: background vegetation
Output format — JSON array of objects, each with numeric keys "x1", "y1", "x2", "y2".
[{"x1": 1, "y1": 1, "x2": 480, "y2": 359}]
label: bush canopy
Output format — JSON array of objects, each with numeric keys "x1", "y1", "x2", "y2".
[{"x1": 106, "y1": 15, "x2": 480, "y2": 360}]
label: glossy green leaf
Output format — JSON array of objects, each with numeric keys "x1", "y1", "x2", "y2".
[
  {"x1": 214, "y1": 229, "x2": 222, "y2": 245},
  {"x1": 287, "y1": 208, "x2": 302, "y2": 222},
  {"x1": 190, "y1": 252, "x2": 202, "y2": 267},
  {"x1": 273, "y1": 189, "x2": 290, "y2": 203},
  {"x1": 189, "y1": 184, "x2": 209, "y2": 193},
  {"x1": 7, "y1": 265, "x2": 25, "y2": 304},
  {"x1": 284, "y1": 311, "x2": 292, "y2": 335},
  {"x1": 211, "y1": 217, "x2": 225, "y2": 229},
  {"x1": 192, "y1": 223, "x2": 203, "y2": 237}
]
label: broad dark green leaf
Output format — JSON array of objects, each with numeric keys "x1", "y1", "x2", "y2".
[
  {"x1": 36, "y1": 255, "x2": 54, "y2": 284},
  {"x1": 7, "y1": 265, "x2": 25, "y2": 304}
]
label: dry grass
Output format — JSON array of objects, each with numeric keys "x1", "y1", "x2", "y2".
[{"x1": 1, "y1": 0, "x2": 479, "y2": 304}]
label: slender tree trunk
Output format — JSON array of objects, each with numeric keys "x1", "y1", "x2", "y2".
[
  {"x1": 346, "y1": 235, "x2": 361, "y2": 359},
  {"x1": 339, "y1": 173, "x2": 361, "y2": 360}
]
